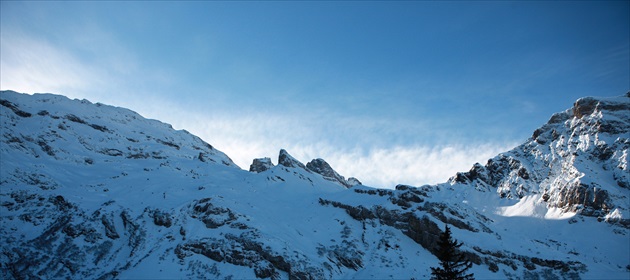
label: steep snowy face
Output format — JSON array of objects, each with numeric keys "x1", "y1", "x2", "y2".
[{"x1": 452, "y1": 93, "x2": 630, "y2": 221}]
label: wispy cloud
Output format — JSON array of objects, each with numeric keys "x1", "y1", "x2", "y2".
[
  {"x1": 0, "y1": 30, "x2": 103, "y2": 96},
  {"x1": 160, "y1": 109, "x2": 518, "y2": 189},
  {"x1": 318, "y1": 143, "x2": 516, "y2": 188},
  {"x1": 0, "y1": 28, "x2": 174, "y2": 111}
]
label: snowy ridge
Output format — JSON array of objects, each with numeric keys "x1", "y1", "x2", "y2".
[
  {"x1": 1, "y1": 90, "x2": 629, "y2": 279},
  {"x1": 0, "y1": 91, "x2": 237, "y2": 169}
]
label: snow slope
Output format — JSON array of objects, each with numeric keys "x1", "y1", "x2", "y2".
[{"x1": 1, "y1": 90, "x2": 628, "y2": 279}]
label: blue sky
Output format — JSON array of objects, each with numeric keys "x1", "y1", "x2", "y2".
[{"x1": 1, "y1": 1, "x2": 629, "y2": 188}]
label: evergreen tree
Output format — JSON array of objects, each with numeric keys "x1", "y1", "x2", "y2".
[{"x1": 430, "y1": 224, "x2": 474, "y2": 280}]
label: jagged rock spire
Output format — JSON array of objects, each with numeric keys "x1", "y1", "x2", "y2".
[{"x1": 278, "y1": 149, "x2": 307, "y2": 169}]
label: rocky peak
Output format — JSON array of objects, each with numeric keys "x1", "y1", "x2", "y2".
[
  {"x1": 572, "y1": 94, "x2": 630, "y2": 119},
  {"x1": 278, "y1": 149, "x2": 307, "y2": 169},
  {"x1": 305, "y1": 159, "x2": 337, "y2": 178},
  {"x1": 454, "y1": 93, "x2": 630, "y2": 220},
  {"x1": 249, "y1": 157, "x2": 274, "y2": 173},
  {"x1": 533, "y1": 94, "x2": 630, "y2": 144},
  {"x1": 306, "y1": 158, "x2": 360, "y2": 188}
]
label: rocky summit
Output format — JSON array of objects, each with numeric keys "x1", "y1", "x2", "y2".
[{"x1": 1, "y1": 90, "x2": 628, "y2": 279}]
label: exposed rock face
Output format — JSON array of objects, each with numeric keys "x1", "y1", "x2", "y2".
[
  {"x1": 306, "y1": 158, "x2": 357, "y2": 188},
  {"x1": 278, "y1": 149, "x2": 307, "y2": 169},
  {"x1": 249, "y1": 157, "x2": 274, "y2": 173},
  {"x1": 572, "y1": 94, "x2": 630, "y2": 120},
  {"x1": 545, "y1": 182, "x2": 612, "y2": 215},
  {"x1": 306, "y1": 159, "x2": 336, "y2": 178}
]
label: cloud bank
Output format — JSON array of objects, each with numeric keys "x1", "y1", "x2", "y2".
[{"x1": 166, "y1": 110, "x2": 518, "y2": 188}]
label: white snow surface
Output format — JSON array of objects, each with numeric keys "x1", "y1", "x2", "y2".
[{"x1": 1, "y1": 90, "x2": 629, "y2": 279}]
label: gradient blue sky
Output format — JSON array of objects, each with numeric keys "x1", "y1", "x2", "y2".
[{"x1": 1, "y1": 1, "x2": 629, "y2": 188}]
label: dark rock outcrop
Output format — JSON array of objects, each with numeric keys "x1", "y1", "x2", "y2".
[
  {"x1": 150, "y1": 209, "x2": 173, "y2": 228},
  {"x1": 249, "y1": 157, "x2": 274, "y2": 173},
  {"x1": 278, "y1": 149, "x2": 307, "y2": 169},
  {"x1": 175, "y1": 233, "x2": 325, "y2": 280},
  {"x1": 101, "y1": 214, "x2": 120, "y2": 240},
  {"x1": 191, "y1": 198, "x2": 238, "y2": 229},
  {"x1": 0, "y1": 99, "x2": 32, "y2": 117},
  {"x1": 306, "y1": 158, "x2": 356, "y2": 188}
]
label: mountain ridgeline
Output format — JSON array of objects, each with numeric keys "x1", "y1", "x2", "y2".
[{"x1": 0, "y1": 90, "x2": 628, "y2": 279}]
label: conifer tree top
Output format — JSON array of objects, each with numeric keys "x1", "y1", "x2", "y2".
[{"x1": 430, "y1": 224, "x2": 474, "y2": 280}]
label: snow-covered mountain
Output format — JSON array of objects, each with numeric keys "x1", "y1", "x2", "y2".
[
  {"x1": 1, "y1": 90, "x2": 628, "y2": 279},
  {"x1": 452, "y1": 94, "x2": 629, "y2": 220}
]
